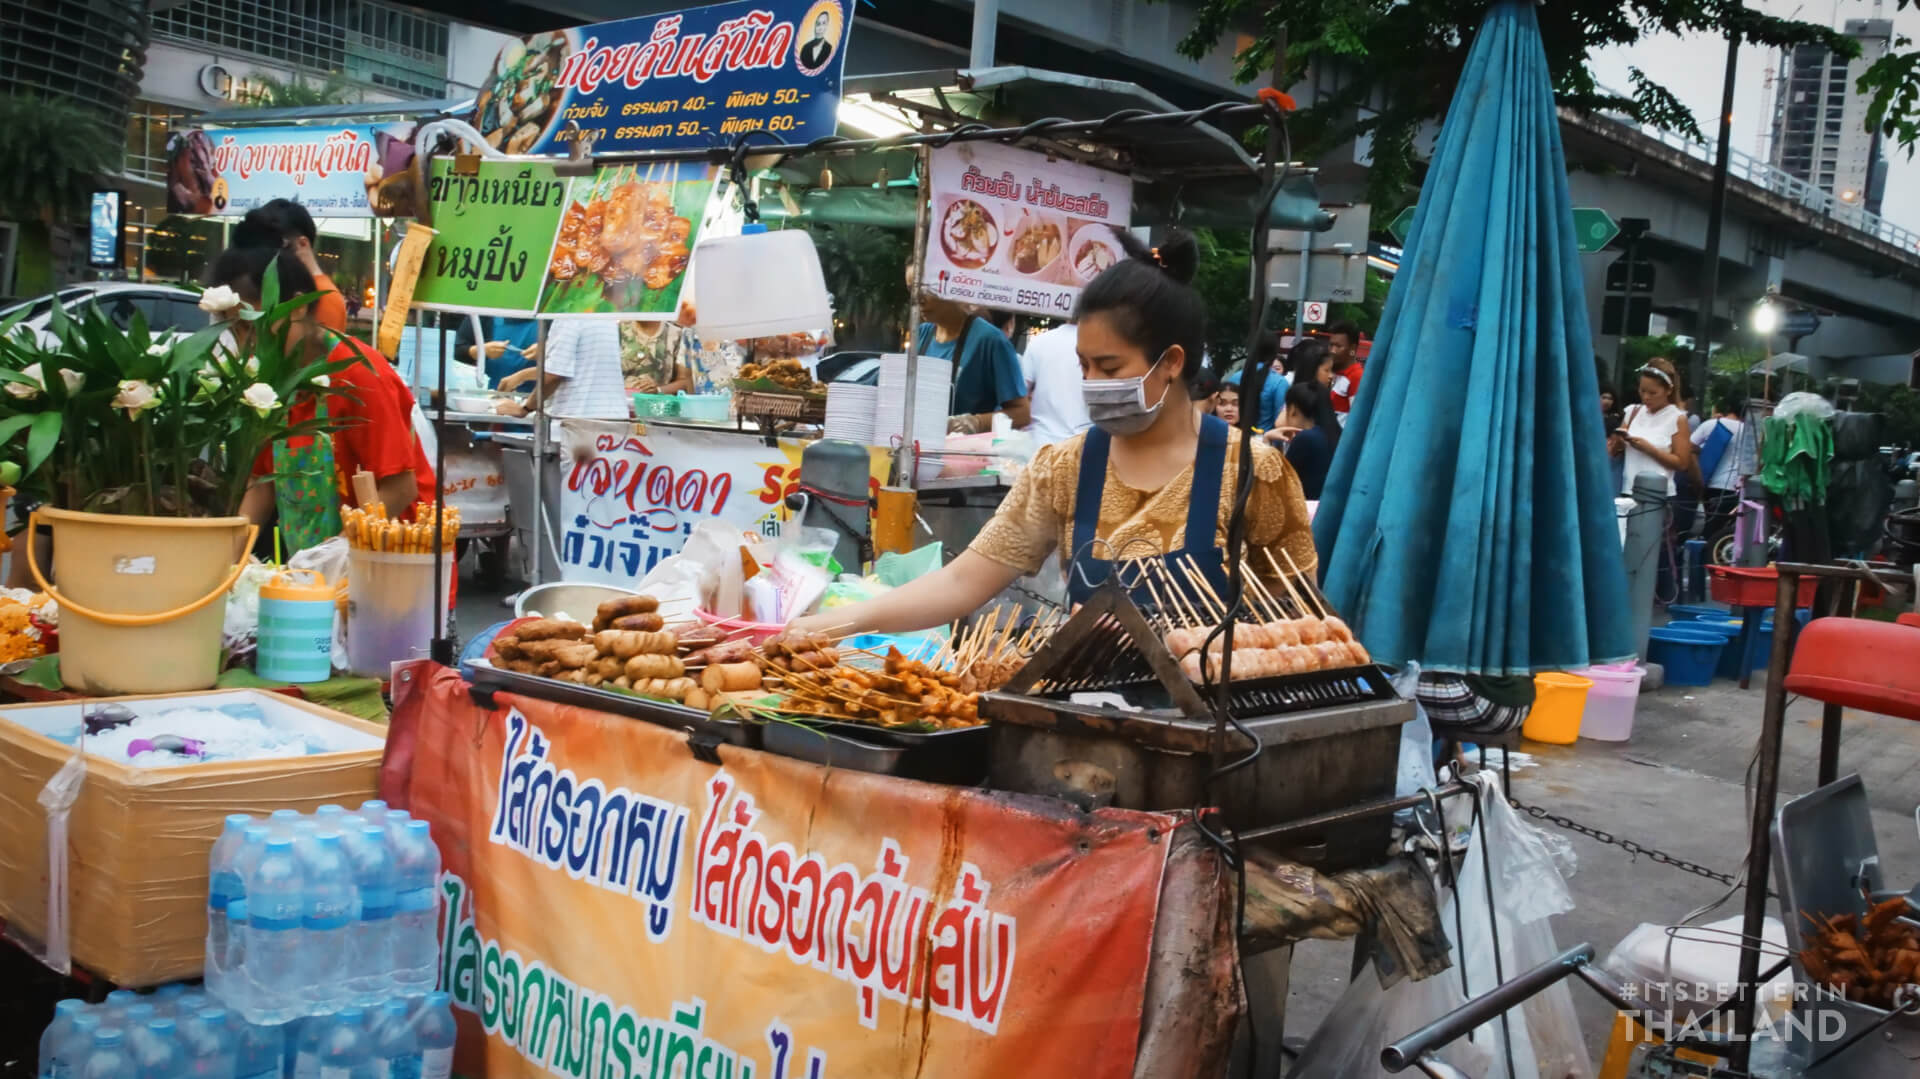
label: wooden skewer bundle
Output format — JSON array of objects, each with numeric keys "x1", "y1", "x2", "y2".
[
  {"x1": 1127, "y1": 555, "x2": 1367, "y2": 683},
  {"x1": 342, "y1": 501, "x2": 462, "y2": 554}
]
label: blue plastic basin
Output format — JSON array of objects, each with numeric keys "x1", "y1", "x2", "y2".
[{"x1": 1648, "y1": 625, "x2": 1727, "y2": 687}]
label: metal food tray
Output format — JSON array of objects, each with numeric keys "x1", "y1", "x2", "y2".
[
  {"x1": 760, "y1": 719, "x2": 989, "y2": 785},
  {"x1": 462, "y1": 660, "x2": 759, "y2": 748}
]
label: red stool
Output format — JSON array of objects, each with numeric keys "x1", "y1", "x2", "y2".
[
  {"x1": 1896, "y1": 612, "x2": 1920, "y2": 630},
  {"x1": 1784, "y1": 617, "x2": 1920, "y2": 720}
]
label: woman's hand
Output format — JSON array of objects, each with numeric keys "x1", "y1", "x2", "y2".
[
  {"x1": 496, "y1": 368, "x2": 537, "y2": 392},
  {"x1": 478, "y1": 341, "x2": 508, "y2": 360},
  {"x1": 520, "y1": 342, "x2": 541, "y2": 363},
  {"x1": 1607, "y1": 434, "x2": 1625, "y2": 458},
  {"x1": 494, "y1": 398, "x2": 530, "y2": 418},
  {"x1": 1264, "y1": 426, "x2": 1299, "y2": 446},
  {"x1": 632, "y1": 374, "x2": 659, "y2": 394}
]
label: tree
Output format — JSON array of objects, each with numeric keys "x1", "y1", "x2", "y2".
[
  {"x1": 0, "y1": 95, "x2": 120, "y2": 224},
  {"x1": 807, "y1": 224, "x2": 912, "y2": 348},
  {"x1": 233, "y1": 72, "x2": 361, "y2": 109},
  {"x1": 1861, "y1": 1, "x2": 1920, "y2": 155},
  {"x1": 1172, "y1": 1, "x2": 1871, "y2": 200}
]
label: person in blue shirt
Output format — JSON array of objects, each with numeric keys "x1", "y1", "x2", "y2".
[
  {"x1": 908, "y1": 276, "x2": 1030, "y2": 433},
  {"x1": 454, "y1": 315, "x2": 541, "y2": 389},
  {"x1": 1248, "y1": 332, "x2": 1289, "y2": 430},
  {"x1": 1276, "y1": 382, "x2": 1333, "y2": 499}
]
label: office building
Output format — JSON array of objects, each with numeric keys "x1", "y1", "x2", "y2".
[{"x1": 1769, "y1": 18, "x2": 1894, "y2": 221}]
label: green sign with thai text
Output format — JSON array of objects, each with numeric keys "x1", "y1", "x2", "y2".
[{"x1": 412, "y1": 159, "x2": 569, "y2": 316}]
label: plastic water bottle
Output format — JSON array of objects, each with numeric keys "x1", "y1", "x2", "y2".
[
  {"x1": 314, "y1": 806, "x2": 347, "y2": 827},
  {"x1": 119, "y1": 1008, "x2": 156, "y2": 1038},
  {"x1": 290, "y1": 1019, "x2": 324, "y2": 1079},
  {"x1": 227, "y1": 1016, "x2": 280, "y2": 1079},
  {"x1": 358, "y1": 801, "x2": 387, "y2": 819},
  {"x1": 267, "y1": 811, "x2": 301, "y2": 840},
  {"x1": 298, "y1": 832, "x2": 355, "y2": 1013},
  {"x1": 176, "y1": 993, "x2": 209, "y2": 1022},
  {"x1": 243, "y1": 838, "x2": 305, "y2": 1024},
  {"x1": 314, "y1": 1010, "x2": 372, "y2": 1079},
  {"x1": 390, "y1": 821, "x2": 440, "y2": 996},
  {"x1": 180, "y1": 1009, "x2": 237, "y2": 1079},
  {"x1": 408, "y1": 995, "x2": 454, "y2": 1079},
  {"x1": 102, "y1": 992, "x2": 138, "y2": 1022},
  {"x1": 368, "y1": 1001, "x2": 418, "y2": 1079},
  {"x1": 206, "y1": 815, "x2": 252, "y2": 1003},
  {"x1": 38, "y1": 999, "x2": 85, "y2": 1078},
  {"x1": 129, "y1": 1019, "x2": 181, "y2": 1079},
  {"x1": 50, "y1": 1013, "x2": 102, "y2": 1079},
  {"x1": 153, "y1": 985, "x2": 189, "y2": 1016},
  {"x1": 81, "y1": 1029, "x2": 135, "y2": 1079},
  {"x1": 341, "y1": 826, "x2": 395, "y2": 1005}
]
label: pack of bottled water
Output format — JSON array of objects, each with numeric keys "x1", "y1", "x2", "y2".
[
  {"x1": 205, "y1": 802, "x2": 443, "y2": 1025},
  {"x1": 37, "y1": 987, "x2": 457, "y2": 1079}
]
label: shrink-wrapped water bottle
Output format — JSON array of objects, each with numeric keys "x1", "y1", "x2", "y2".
[
  {"x1": 341, "y1": 826, "x2": 396, "y2": 1005},
  {"x1": 242, "y1": 839, "x2": 305, "y2": 1024},
  {"x1": 389, "y1": 822, "x2": 440, "y2": 996},
  {"x1": 205, "y1": 815, "x2": 252, "y2": 1003}
]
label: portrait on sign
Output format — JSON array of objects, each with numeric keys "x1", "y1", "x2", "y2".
[{"x1": 795, "y1": 0, "x2": 844, "y2": 75}]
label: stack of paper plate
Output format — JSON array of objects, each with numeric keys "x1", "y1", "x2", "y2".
[
  {"x1": 875, "y1": 353, "x2": 952, "y2": 454},
  {"x1": 824, "y1": 383, "x2": 878, "y2": 444}
]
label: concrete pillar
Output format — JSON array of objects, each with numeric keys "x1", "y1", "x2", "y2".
[{"x1": 969, "y1": 0, "x2": 998, "y2": 69}]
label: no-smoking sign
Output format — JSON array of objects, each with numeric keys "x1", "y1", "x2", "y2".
[{"x1": 1302, "y1": 301, "x2": 1327, "y2": 325}]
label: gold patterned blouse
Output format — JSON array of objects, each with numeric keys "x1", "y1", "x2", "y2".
[{"x1": 968, "y1": 426, "x2": 1319, "y2": 580}]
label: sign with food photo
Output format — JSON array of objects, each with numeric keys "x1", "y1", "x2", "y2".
[
  {"x1": 923, "y1": 142, "x2": 1133, "y2": 318},
  {"x1": 163, "y1": 123, "x2": 417, "y2": 217},
  {"x1": 410, "y1": 158, "x2": 727, "y2": 319},
  {"x1": 467, "y1": 0, "x2": 853, "y2": 157}
]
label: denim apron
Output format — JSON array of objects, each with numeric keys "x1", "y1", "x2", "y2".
[{"x1": 1067, "y1": 413, "x2": 1232, "y2": 610}]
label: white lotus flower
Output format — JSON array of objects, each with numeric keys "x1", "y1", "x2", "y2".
[
  {"x1": 113, "y1": 379, "x2": 161, "y2": 417},
  {"x1": 311, "y1": 374, "x2": 330, "y2": 388},
  {"x1": 147, "y1": 340, "x2": 173, "y2": 359},
  {"x1": 245, "y1": 357, "x2": 260, "y2": 377},
  {"x1": 240, "y1": 382, "x2": 280, "y2": 416},
  {"x1": 198, "y1": 286, "x2": 242, "y2": 314},
  {"x1": 6, "y1": 364, "x2": 84, "y2": 400}
]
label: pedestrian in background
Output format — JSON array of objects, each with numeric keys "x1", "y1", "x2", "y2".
[{"x1": 1325, "y1": 319, "x2": 1365, "y2": 427}]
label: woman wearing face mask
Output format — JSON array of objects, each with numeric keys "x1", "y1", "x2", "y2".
[{"x1": 788, "y1": 230, "x2": 1316, "y2": 636}]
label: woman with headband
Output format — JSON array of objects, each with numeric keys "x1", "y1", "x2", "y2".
[
  {"x1": 1610, "y1": 355, "x2": 1694, "y2": 496},
  {"x1": 789, "y1": 228, "x2": 1317, "y2": 635}
]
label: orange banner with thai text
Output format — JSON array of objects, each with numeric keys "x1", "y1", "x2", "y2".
[{"x1": 388, "y1": 664, "x2": 1176, "y2": 1079}]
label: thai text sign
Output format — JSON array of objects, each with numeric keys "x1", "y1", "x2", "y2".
[
  {"x1": 467, "y1": 0, "x2": 852, "y2": 156},
  {"x1": 411, "y1": 158, "x2": 720, "y2": 319},
  {"x1": 164, "y1": 124, "x2": 417, "y2": 217},
  {"x1": 553, "y1": 421, "x2": 886, "y2": 585},
  {"x1": 923, "y1": 141, "x2": 1133, "y2": 318},
  {"x1": 389, "y1": 664, "x2": 1173, "y2": 1079}
]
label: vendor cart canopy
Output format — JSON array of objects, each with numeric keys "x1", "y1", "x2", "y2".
[{"x1": 1311, "y1": 0, "x2": 1635, "y2": 675}]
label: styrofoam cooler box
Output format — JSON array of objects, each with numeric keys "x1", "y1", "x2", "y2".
[{"x1": 0, "y1": 690, "x2": 386, "y2": 986}]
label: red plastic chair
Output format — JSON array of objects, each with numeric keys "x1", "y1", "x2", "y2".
[
  {"x1": 1897, "y1": 612, "x2": 1920, "y2": 630},
  {"x1": 1783, "y1": 617, "x2": 1920, "y2": 722}
]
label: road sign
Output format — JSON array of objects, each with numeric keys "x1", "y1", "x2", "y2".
[
  {"x1": 1387, "y1": 206, "x2": 1417, "y2": 245},
  {"x1": 1387, "y1": 204, "x2": 1617, "y2": 252},
  {"x1": 1302, "y1": 301, "x2": 1328, "y2": 325},
  {"x1": 1606, "y1": 256, "x2": 1655, "y2": 293},
  {"x1": 1601, "y1": 294, "x2": 1652, "y2": 336},
  {"x1": 1573, "y1": 208, "x2": 1620, "y2": 253},
  {"x1": 1782, "y1": 309, "x2": 1821, "y2": 338}
]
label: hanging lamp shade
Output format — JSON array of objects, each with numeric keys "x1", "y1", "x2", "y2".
[
  {"x1": 1309, "y1": 0, "x2": 1635, "y2": 675},
  {"x1": 692, "y1": 223, "x2": 834, "y2": 340}
]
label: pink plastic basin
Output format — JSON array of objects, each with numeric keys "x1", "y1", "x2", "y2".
[{"x1": 1579, "y1": 663, "x2": 1645, "y2": 742}]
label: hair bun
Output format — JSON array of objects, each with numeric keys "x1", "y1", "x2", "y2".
[{"x1": 1111, "y1": 227, "x2": 1200, "y2": 286}]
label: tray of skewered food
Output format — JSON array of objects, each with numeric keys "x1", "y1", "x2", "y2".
[
  {"x1": 466, "y1": 595, "x2": 761, "y2": 747},
  {"x1": 1798, "y1": 896, "x2": 1920, "y2": 1011},
  {"x1": 732, "y1": 357, "x2": 824, "y2": 397},
  {"x1": 1151, "y1": 549, "x2": 1372, "y2": 684}
]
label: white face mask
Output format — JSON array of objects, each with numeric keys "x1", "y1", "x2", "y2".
[{"x1": 1082, "y1": 350, "x2": 1171, "y2": 436}]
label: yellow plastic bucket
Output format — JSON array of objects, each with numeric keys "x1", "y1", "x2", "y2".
[
  {"x1": 28, "y1": 508, "x2": 258, "y2": 695},
  {"x1": 1521, "y1": 671, "x2": 1594, "y2": 745}
]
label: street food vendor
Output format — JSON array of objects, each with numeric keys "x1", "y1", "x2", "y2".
[
  {"x1": 906, "y1": 264, "x2": 1031, "y2": 435},
  {"x1": 454, "y1": 314, "x2": 541, "y2": 389},
  {"x1": 233, "y1": 200, "x2": 350, "y2": 333},
  {"x1": 207, "y1": 247, "x2": 437, "y2": 556},
  {"x1": 792, "y1": 230, "x2": 1316, "y2": 635}
]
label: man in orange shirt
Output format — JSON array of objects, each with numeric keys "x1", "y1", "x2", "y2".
[
  {"x1": 206, "y1": 246, "x2": 435, "y2": 545},
  {"x1": 234, "y1": 199, "x2": 348, "y2": 332}
]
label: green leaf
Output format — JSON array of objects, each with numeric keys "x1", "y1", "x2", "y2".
[
  {"x1": 25, "y1": 411, "x2": 60, "y2": 473},
  {"x1": 0, "y1": 413, "x2": 32, "y2": 445}
]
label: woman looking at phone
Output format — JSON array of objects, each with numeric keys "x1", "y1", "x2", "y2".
[{"x1": 1609, "y1": 356, "x2": 1693, "y2": 496}]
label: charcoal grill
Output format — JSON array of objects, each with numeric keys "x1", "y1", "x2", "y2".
[{"x1": 980, "y1": 580, "x2": 1413, "y2": 868}]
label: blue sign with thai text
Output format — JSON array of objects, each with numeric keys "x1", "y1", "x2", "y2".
[{"x1": 468, "y1": 0, "x2": 853, "y2": 157}]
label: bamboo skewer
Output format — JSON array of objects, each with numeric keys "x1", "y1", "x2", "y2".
[
  {"x1": 1240, "y1": 565, "x2": 1287, "y2": 620},
  {"x1": 1176, "y1": 559, "x2": 1233, "y2": 622},
  {"x1": 1262, "y1": 549, "x2": 1315, "y2": 618},
  {"x1": 1149, "y1": 559, "x2": 1211, "y2": 624},
  {"x1": 1276, "y1": 548, "x2": 1330, "y2": 618}
]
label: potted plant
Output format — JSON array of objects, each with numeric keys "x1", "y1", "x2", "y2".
[{"x1": 0, "y1": 272, "x2": 355, "y2": 693}]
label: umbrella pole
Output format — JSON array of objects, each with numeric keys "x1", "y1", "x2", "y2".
[{"x1": 1693, "y1": 15, "x2": 1743, "y2": 395}]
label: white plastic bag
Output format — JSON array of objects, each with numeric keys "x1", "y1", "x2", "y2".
[
  {"x1": 290, "y1": 538, "x2": 353, "y2": 670},
  {"x1": 4, "y1": 746, "x2": 87, "y2": 975},
  {"x1": 1288, "y1": 774, "x2": 1593, "y2": 1079},
  {"x1": 636, "y1": 519, "x2": 741, "y2": 620},
  {"x1": 1390, "y1": 662, "x2": 1439, "y2": 802},
  {"x1": 221, "y1": 562, "x2": 282, "y2": 651}
]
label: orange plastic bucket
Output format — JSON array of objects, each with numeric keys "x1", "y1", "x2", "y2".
[
  {"x1": 1521, "y1": 671, "x2": 1594, "y2": 745},
  {"x1": 28, "y1": 508, "x2": 257, "y2": 694}
]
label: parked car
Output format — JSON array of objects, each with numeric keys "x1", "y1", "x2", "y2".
[{"x1": 0, "y1": 283, "x2": 207, "y2": 344}]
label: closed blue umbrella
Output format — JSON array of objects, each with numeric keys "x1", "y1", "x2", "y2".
[{"x1": 1311, "y1": 0, "x2": 1634, "y2": 675}]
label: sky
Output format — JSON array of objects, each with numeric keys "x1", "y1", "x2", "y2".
[{"x1": 1588, "y1": 0, "x2": 1920, "y2": 233}]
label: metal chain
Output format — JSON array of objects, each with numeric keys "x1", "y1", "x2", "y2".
[{"x1": 1507, "y1": 797, "x2": 1740, "y2": 887}]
